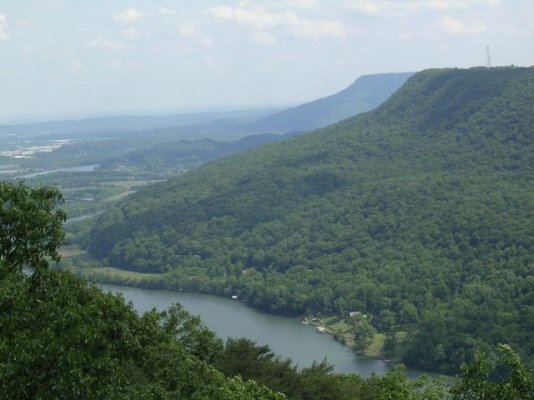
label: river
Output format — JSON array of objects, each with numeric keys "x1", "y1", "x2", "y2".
[{"x1": 97, "y1": 283, "x2": 418, "y2": 377}]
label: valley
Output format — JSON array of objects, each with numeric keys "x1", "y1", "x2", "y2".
[
  {"x1": 2, "y1": 1, "x2": 534, "y2": 397},
  {"x1": 81, "y1": 67, "x2": 534, "y2": 375},
  {"x1": 2, "y1": 66, "x2": 533, "y2": 383}
]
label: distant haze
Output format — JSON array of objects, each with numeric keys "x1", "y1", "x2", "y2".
[{"x1": 0, "y1": 1, "x2": 533, "y2": 119}]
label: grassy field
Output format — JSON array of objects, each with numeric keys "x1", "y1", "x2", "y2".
[
  {"x1": 366, "y1": 333, "x2": 386, "y2": 359},
  {"x1": 308, "y1": 315, "x2": 391, "y2": 359},
  {"x1": 58, "y1": 244, "x2": 162, "y2": 283},
  {"x1": 59, "y1": 261, "x2": 166, "y2": 288},
  {"x1": 78, "y1": 266, "x2": 161, "y2": 281}
]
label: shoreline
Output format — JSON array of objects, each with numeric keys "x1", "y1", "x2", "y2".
[
  {"x1": 59, "y1": 261, "x2": 414, "y2": 370},
  {"x1": 302, "y1": 315, "x2": 392, "y2": 362}
]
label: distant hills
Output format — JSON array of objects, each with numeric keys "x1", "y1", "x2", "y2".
[
  {"x1": 243, "y1": 72, "x2": 414, "y2": 133},
  {"x1": 0, "y1": 72, "x2": 413, "y2": 140},
  {"x1": 0, "y1": 109, "x2": 275, "y2": 138},
  {"x1": 87, "y1": 67, "x2": 534, "y2": 374},
  {"x1": 99, "y1": 133, "x2": 291, "y2": 173},
  {"x1": 98, "y1": 72, "x2": 413, "y2": 171}
]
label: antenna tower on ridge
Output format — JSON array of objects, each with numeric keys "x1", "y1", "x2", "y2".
[{"x1": 486, "y1": 45, "x2": 492, "y2": 68}]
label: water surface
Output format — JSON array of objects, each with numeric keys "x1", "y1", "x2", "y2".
[{"x1": 98, "y1": 283, "x2": 401, "y2": 377}]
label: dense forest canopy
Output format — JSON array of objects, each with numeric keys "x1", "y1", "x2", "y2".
[
  {"x1": 2, "y1": 179, "x2": 534, "y2": 397},
  {"x1": 0, "y1": 182, "x2": 287, "y2": 399},
  {"x1": 86, "y1": 67, "x2": 534, "y2": 374}
]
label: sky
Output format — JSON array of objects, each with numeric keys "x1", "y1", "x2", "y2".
[{"x1": 0, "y1": 0, "x2": 533, "y2": 120}]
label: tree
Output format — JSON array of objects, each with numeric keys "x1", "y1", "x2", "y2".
[
  {"x1": 351, "y1": 316, "x2": 377, "y2": 352},
  {"x1": 160, "y1": 303, "x2": 223, "y2": 364},
  {"x1": 363, "y1": 366, "x2": 447, "y2": 400},
  {"x1": 451, "y1": 344, "x2": 534, "y2": 400},
  {"x1": 216, "y1": 376, "x2": 285, "y2": 400},
  {"x1": 0, "y1": 181, "x2": 66, "y2": 275},
  {"x1": 0, "y1": 181, "x2": 284, "y2": 399}
]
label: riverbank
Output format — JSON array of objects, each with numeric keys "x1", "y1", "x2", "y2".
[
  {"x1": 303, "y1": 315, "x2": 396, "y2": 361},
  {"x1": 95, "y1": 282, "x2": 400, "y2": 376},
  {"x1": 58, "y1": 256, "x2": 401, "y2": 364}
]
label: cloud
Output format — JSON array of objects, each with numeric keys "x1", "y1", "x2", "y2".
[
  {"x1": 251, "y1": 31, "x2": 277, "y2": 45},
  {"x1": 295, "y1": 19, "x2": 349, "y2": 39},
  {"x1": 199, "y1": 37, "x2": 214, "y2": 47},
  {"x1": 70, "y1": 60, "x2": 83, "y2": 71},
  {"x1": 116, "y1": 8, "x2": 143, "y2": 24},
  {"x1": 246, "y1": 0, "x2": 322, "y2": 11},
  {"x1": 428, "y1": 0, "x2": 500, "y2": 11},
  {"x1": 287, "y1": 0, "x2": 321, "y2": 9},
  {"x1": 121, "y1": 26, "x2": 147, "y2": 40},
  {"x1": 344, "y1": 1, "x2": 381, "y2": 15},
  {"x1": 439, "y1": 16, "x2": 487, "y2": 34},
  {"x1": 116, "y1": 7, "x2": 196, "y2": 40},
  {"x1": 36, "y1": 0, "x2": 64, "y2": 10},
  {"x1": 0, "y1": 14, "x2": 9, "y2": 40},
  {"x1": 344, "y1": 0, "x2": 500, "y2": 16},
  {"x1": 207, "y1": 6, "x2": 298, "y2": 29},
  {"x1": 206, "y1": 5, "x2": 349, "y2": 39},
  {"x1": 157, "y1": 7, "x2": 196, "y2": 36},
  {"x1": 159, "y1": 7, "x2": 177, "y2": 17},
  {"x1": 85, "y1": 37, "x2": 126, "y2": 50}
]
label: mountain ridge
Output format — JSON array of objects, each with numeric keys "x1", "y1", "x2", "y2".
[
  {"x1": 244, "y1": 72, "x2": 414, "y2": 133},
  {"x1": 94, "y1": 72, "x2": 413, "y2": 172},
  {"x1": 86, "y1": 67, "x2": 534, "y2": 374}
]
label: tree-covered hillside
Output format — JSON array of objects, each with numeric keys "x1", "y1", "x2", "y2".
[
  {"x1": 3, "y1": 172, "x2": 534, "y2": 398},
  {"x1": 99, "y1": 133, "x2": 291, "y2": 173},
  {"x1": 87, "y1": 67, "x2": 534, "y2": 374}
]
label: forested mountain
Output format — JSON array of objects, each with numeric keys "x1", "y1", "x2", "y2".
[
  {"x1": 100, "y1": 133, "x2": 292, "y2": 173},
  {"x1": 243, "y1": 72, "x2": 414, "y2": 133},
  {"x1": 87, "y1": 67, "x2": 534, "y2": 374}
]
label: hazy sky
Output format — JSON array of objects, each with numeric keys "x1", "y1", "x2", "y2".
[{"x1": 1, "y1": 0, "x2": 533, "y2": 119}]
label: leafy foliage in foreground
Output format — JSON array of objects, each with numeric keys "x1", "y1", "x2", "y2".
[
  {"x1": 87, "y1": 67, "x2": 534, "y2": 374},
  {"x1": 450, "y1": 344, "x2": 534, "y2": 400},
  {"x1": 0, "y1": 181, "x2": 283, "y2": 400},
  {"x1": 0, "y1": 181, "x2": 65, "y2": 274},
  {"x1": 0, "y1": 268, "x2": 221, "y2": 399}
]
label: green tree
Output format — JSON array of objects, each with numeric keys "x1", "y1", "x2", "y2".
[
  {"x1": 0, "y1": 181, "x2": 66, "y2": 275},
  {"x1": 0, "y1": 182, "x2": 284, "y2": 399},
  {"x1": 160, "y1": 303, "x2": 223, "y2": 363},
  {"x1": 451, "y1": 344, "x2": 534, "y2": 400},
  {"x1": 363, "y1": 366, "x2": 447, "y2": 400},
  {"x1": 351, "y1": 317, "x2": 377, "y2": 352}
]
